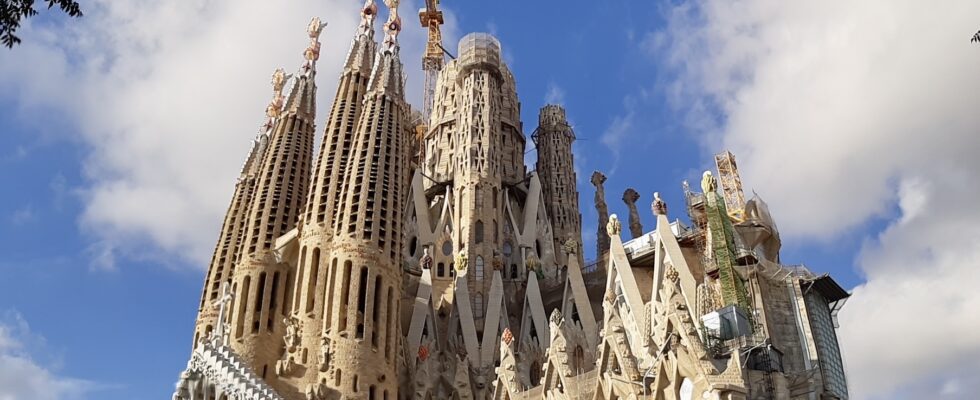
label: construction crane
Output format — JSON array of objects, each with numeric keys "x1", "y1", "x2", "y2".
[
  {"x1": 419, "y1": 0, "x2": 446, "y2": 123},
  {"x1": 714, "y1": 150, "x2": 747, "y2": 222}
]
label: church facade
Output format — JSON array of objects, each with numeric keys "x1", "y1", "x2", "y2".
[{"x1": 171, "y1": 2, "x2": 851, "y2": 399}]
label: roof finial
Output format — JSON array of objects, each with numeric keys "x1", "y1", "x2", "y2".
[
  {"x1": 303, "y1": 17, "x2": 325, "y2": 73},
  {"x1": 359, "y1": 0, "x2": 378, "y2": 37},
  {"x1": 382, "y1": 0, "x2": 402, "y2": 53},
  {"x1": 263, "y1": 68, "x2": 291, "y2": 130}
]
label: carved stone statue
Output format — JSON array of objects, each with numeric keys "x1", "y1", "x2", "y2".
[
  {"x1": 420, "y1": 247, "x2": 433, "y2": 270},
  {"x1": 276, "y1": 355, "x2": 295, "y2": 376},
  {"x1": 283, "y1": 316, "x2": 301, "y2": 352},
  {"x1": 491, "y1": 250, "x2": 503, "y2": 271},
  {"x1": 652, "y1": 191, "x2": 668, "y2": 216},
  {"x1": 211, "y1": 281, "x2": 234, "y2": 345},
  {"x1": 591, "y1": 171, "x2": 610, "y2": 256},
  {"x1": 607, "y1": 214, "x2": 622, "y2": 238},
  {"x1": 318, "y1": 333, "x2": 332, "y2": 372},
  {"x1": 305, "y1": 379, "x2": 327, "y2": 400},
  {"x1": 622, "y1": 188, "x2": 643, "y2": 239}
]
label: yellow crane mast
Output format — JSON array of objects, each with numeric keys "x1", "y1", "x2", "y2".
[{"x1": 419, "y1": 0, "x2": 445, "y2": 124}]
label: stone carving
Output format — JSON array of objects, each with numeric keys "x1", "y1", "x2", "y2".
[
  {"x1": 666, "y1": 265, "x2": 679, "y2": 283},
  {"x1": 275, "y1": 355, "x2": 296, "y2": 376},
  {"x1": 318, "y1": 332, "x2": 332, "y2": 372},
  {"x1": 305, "y1": 380, "x2": 327, "y2": 400},
  {"x1": 606, "y1": 213, "x2": 622, "y2": 238},
  {"x1": 548, "y1": 310, "x2": 571, "y2": 376},
  {"x1": 652, "y1": 191, "x2": 668, "y2": 216},
  {"x1": 453, "y1": 354, "x2": 474, "y2": 399},
  {"x1": 525, "y1": 252, "x2": 543, "y2": 280},
  {"x1": 591, "y1": 171, "x2": 610, "y2": 256},
  {"x1": 623, "y1": 188, "x2": 643, "y2": 239},
  {"x1": 495, "y1": 328, "x2": 526, "y2": 393},
  {"x1": 276, "y1": 316, "x2": 302, "y2": 377},
  {"x1": 545, "y1": 308, "x2": 593, "y2": 379},
  {"x1": 414, "y1": 339, "x2": 434, "y2": 399},
  {"x1": 283, "y1": 316, "x2": 301, "y2": 352},
  {"x1": 175, "y1": 339, "x2": 285, "y2": 400},
  {"x1": 491, "y1": 250, "x2": 503, "y2": 271},
  {"x1": 211, "y1": 281, "x2": 234, "y2": 345},
  {"x1": 304, "y1": 17, "x2": 324, "y2": 64},
  {"x1": 420, "y1": 247, "x2": 433, "y2": 270},
  {"x1": 358, "y1": 0, "x2": 378, "y2": 37},
  {"x1": 265, "y1": 68, "x2": 289, "y2": 120},
  {"x1": 701, "y1": 170, "x2": 717, "y2": 194},
  {"x1": 562, "y1": 238, "x2": 578, "y2": 255},
  {"x1": 606, "y1": 315, "x2": 641, "y2": 380},
  {"x1": 455, "y1": 247, "x2": 468, "y2": 272},
  {"x1": 382, "y1": 0, "x2": 402, "y2": 52}
]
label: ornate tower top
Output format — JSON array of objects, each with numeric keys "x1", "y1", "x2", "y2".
[
  {"x1": 359, "y1": 0, "x2": 378, "y2": 37},
  {"x1": 264, "y1": 68, "x2": 291, "y2": 127},
  {"x1": 382, "y1": 0, "x2": 402, "y2": 53},
  {"x1": 302, "y1": 17, "x2": 325, "y2": 74}
]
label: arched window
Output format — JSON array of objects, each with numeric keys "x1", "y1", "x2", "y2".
[
  {"x1": 475, "y1": 256, "x2": 484, "y2": 281},
  {"x1": 473, "y1": 293, "x2": 484, "y2": 318},
  {"x1": 503, "y1": 242, "x2": 512, "y2": 259},
  {"x1": 437, "y1": 263, "x2": 445, "y2": 278},
  {"x1": 475, "y1": 220, "x2": 484, "y2": 243},
  {"x1": 510, "y1": 264, "x2": 518, "y2": 279}
]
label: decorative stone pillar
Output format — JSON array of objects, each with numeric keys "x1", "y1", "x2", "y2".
[{"x1": 622, "y1": 188, "x2": 643, "y2": 239}]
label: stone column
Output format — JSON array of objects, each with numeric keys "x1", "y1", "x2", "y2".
[
  {"x1": 622, "y1": 188, "x2": 643, "y2": 239},
  {"x1": 591, "y1": 171, "x2": 610, "y2": 257}
]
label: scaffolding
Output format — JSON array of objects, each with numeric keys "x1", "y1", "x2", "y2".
[
  {"x1": 419, "y1": 0, "x2": 445, "y2": 122},
  {"x1": 714, "y1": 151, "x2": 746, "y2": 222}
]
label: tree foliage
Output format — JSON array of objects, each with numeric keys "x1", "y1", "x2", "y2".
[{"x1": 1, "y1": 0, "x2": 82, "y2": 48}]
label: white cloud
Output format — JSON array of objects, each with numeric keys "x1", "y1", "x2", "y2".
[
  {"x1": 544, "y1": 81, "x2": 565, "y2": 105},
  {"x1": 654, "y1": 1, "x2": 980, "y2": 398},
  {"x1": 0, "y1": 311, "x2": 96, "y2": 400},
  {"x1": 598, "y1": 96, "x2": 636, "y2": 176},
  {"x1": 9, "y1": 205, "x2": 36, "y2": 226},
  {"x1": 0, "y1": 0, "x2": 457, "y2": 269}
]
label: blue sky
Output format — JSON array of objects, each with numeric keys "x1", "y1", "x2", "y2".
[{"x1": 1, "y1": 1, "x2": 979, "y2": 399}]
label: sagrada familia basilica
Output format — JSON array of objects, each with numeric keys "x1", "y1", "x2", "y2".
[{"x1": 171, "y1": 1, "x2": 851, "y2": 399}]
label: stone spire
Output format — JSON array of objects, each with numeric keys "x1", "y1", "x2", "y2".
[
  {"x1": 622, "y1": 188, "x2": 643, "y2": 239},
  {"x1": 292, "y1": 4, "x2": 381, "y2": 395},
  {"x1": 225, "y1": 19, "x2": 320, "y2": 389},
  {"x1": 533, "y1": 104, "x2": 584, "y2": 269},
  {"x1": 304, "y1": 0, "x2": 378, "y2": 228},
  {"x1": 591, "y1": 171, "x2": 610, "y2": 256},
  {"x1": 321, "y1": 1, "x2": 411, "y2": 396},
  {"x1": 191, "y1": 66, "x2": 291, "y2": 351}
]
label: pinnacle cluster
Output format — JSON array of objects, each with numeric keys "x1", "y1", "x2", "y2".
[{"x1": 171, "y1": 4, "x2": 851, "y2": 400}]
